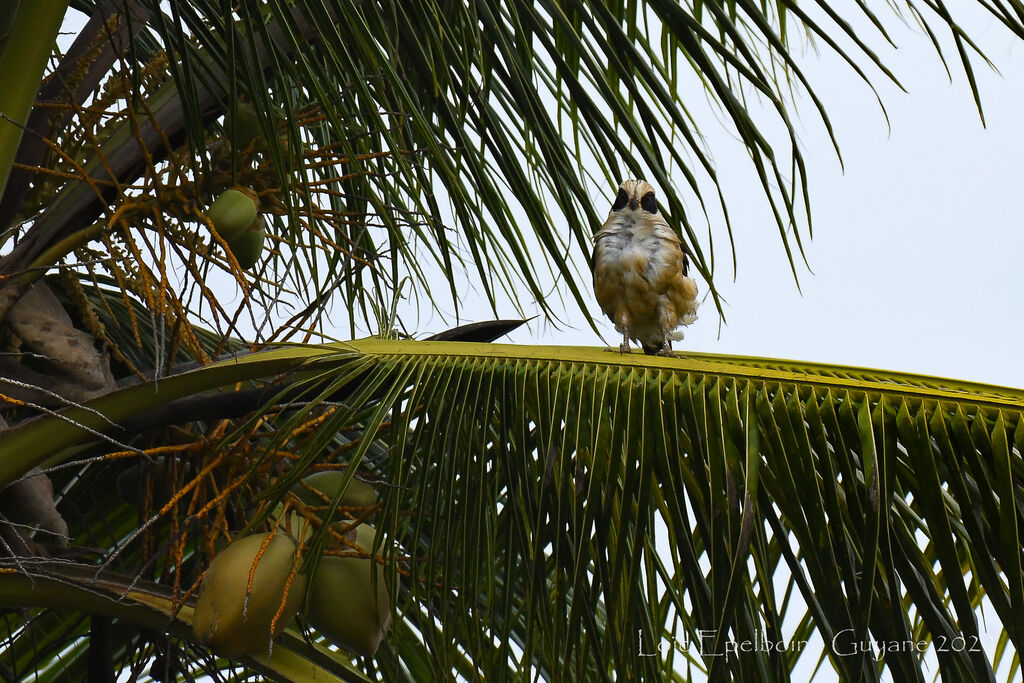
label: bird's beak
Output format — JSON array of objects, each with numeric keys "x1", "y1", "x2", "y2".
[{"x1": 628, "y1": 196, "x2": 638, "y2": 210}]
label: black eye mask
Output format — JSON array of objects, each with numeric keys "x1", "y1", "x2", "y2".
[
  {"x1": 612, "y1": 188, "x2": 629, "y2": 211},
  {"x1": 640, "y1": 191, "x2": 657, "y2": 214}
]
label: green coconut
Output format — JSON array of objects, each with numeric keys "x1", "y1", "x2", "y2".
[
  {"x1": 193, "y1": 532, "x2": 307, "y2": 658},
  {"x1": 226, "y1": 101, "x2": 265, "y2": 152},
  {"x1": 305, "y1": 524, "x2": 391, "y2": 656},
  {"x1": 207, "y1": 187, "x2": 258, "y2": 242},
  {"x1": 227, "y1": 215, "x2": 266, "y2": 270},
  {"x1": 289, "y1": 471, "x2": 378, "y2": 510},
  {"x1": 278, "y1": 509, "x2": 314, "y2": 544}
]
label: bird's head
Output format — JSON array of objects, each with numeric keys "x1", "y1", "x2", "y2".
[{"x1": 610, "y1": 179, "x2": 659, "y2": 215}]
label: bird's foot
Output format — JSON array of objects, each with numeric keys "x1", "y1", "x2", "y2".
[
  {"x1": 618, "y1": 329, "x2": 632, "y2": 354},
  {"x1": 657, "y1": 341, "x2": 674, "y2": 357}
]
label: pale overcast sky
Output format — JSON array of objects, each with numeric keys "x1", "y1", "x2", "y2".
[
  {"x1": 57, "y1": 5, "x2": 1021, "y2": 390},
  {"x1": 57, "y1": 4, "x2": 1019, "y2": 390},
  {"x1": 502, "y1": 5, "x2": 1024, "y2": 392}
]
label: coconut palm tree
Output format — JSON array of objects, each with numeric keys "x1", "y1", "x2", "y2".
[{"x1": 0, "y1": 1, "x2": 1021, "y2": 681}]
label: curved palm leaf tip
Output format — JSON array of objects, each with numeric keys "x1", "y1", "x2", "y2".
[{"x1": 0, "y1": 1, "x2": 1023, "y2": 681}]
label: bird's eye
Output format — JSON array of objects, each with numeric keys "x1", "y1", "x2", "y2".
[
  {"x1": 640, "y1": 192, "x2": 657, "y2": 214},
  {"x1": 612, "y1": 189, "x2": 628, "y2": 211}
]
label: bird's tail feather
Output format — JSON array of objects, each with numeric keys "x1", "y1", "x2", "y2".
[{"x1": 642, "y1": 342, "x2": 662, "y2": 355}]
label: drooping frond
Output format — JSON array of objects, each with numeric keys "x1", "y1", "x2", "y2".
[
  {"x1": 2, "y1": 340, "x2": 1020, "y2": 680},
  {"x1": 4, "y1": 1, "x2": 1022, "y2": 348}
]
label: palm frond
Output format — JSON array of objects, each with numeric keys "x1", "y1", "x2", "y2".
[
  {"x1": 3, "y1": 340, "x2": 1020, "y2": 680},
  {"x1": 350, "y1": 341, "x2": 1022, "y2": 680}
]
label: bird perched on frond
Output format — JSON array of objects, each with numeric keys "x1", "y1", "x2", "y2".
[{"x1": 592, "y1": 179, "x2": 698, "y2": 356}]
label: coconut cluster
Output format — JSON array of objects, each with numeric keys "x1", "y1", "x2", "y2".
[
  {"x1": 206, "y1": 186, "x2": 266, "y2": 270},
  {"x1": 203, "y1": 99, "x2": 297, "y2": 271},
  {"x1": 191, "y1": 472, "x2": 391, "y2": 659}
]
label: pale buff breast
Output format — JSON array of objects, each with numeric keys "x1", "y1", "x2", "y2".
[{"x1": 593, "y1": 215, "x2": 698, "y2": 344}]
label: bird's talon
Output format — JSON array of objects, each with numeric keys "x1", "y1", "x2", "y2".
[{"x1": 619, "y1": 342, "x2": 632, "y2": 354}]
